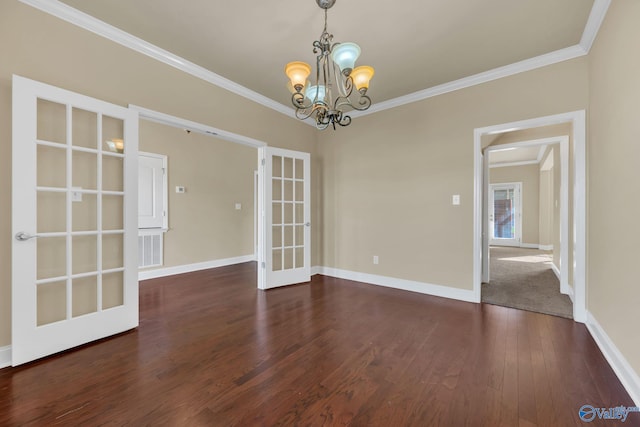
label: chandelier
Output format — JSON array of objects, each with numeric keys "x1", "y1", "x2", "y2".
[{"x1": 285, "y1": 0, "x2": 375, "y2": 130}]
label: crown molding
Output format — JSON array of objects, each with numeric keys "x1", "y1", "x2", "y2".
[
  {"x1": 19, "y1": 0, "x2": 297, "y2": 119},
  {"x1": 580, "y1": 0, "x2": 612, "y2": 51},
  {"x1": 489, "y1": 160, "x2": 540, "y2": 169},
  {"x1": 350, "y1": 44, "x2": 587, "y2": 119},
  {"x1": 21, "y1": 0, "x2": 609, "y2": 126}
]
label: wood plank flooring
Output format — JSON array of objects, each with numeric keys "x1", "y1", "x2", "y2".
[{"x1": 0, "y1": 262, "x2": 635, "y2": 426}]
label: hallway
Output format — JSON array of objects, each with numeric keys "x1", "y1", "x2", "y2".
[{"x1": 482, "y1": 246, "x2": 573, "y2": 318}]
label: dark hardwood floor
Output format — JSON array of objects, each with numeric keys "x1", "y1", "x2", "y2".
[{"x1": 0, "y1": 262, "x2": 635, "y2": 426}]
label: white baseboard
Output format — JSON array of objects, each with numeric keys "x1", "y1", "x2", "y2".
[
  {"x1": 551, "y1": 263, "x2": 573, "y2": 302},
  {"x1": 311, "y1": 266, "x2": 322, "y2": 276},
  {"x1": 520, "y1": 243, "x2": 540, "y2": 249},
  {"x1": 586, "y1": 312, "x2": 640, "y2": 407},
  {"x1": 539, "y1": 244, "x2": 554, "y2": 251},
  {"x1": 551, "y1": 263, "x2": 561, "y2": 280},
  {"x1": 314, "y1": 266, "x2": 477, "y2": 303},
  {"x1": 138, "y1": 254, "x2": 255, "y2": 281},
  {"x1": 0, "y1": 346, "x2": 11, "y2": 369}
]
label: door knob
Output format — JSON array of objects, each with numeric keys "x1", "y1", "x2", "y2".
[{"x1": 15, "y1": 232, "x2": 38, "y2": 241}]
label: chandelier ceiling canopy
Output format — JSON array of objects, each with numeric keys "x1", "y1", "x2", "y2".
[{"x1": 284, "y1": 0, "x2": 375, "y2": 130}]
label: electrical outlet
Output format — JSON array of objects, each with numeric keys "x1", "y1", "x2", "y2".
[{"x1": 373, "y1": 255, "x2": 379, "y2": 265}]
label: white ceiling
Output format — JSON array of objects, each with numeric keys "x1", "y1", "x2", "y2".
[
  {"x1": 53, "y1": 0, "x2": 597, "y2": 111},
  {"x1": 488, "y1": 146, "x2": 545, "y2": 167}
]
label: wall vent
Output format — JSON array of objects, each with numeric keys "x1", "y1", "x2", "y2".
[{"x1": 139, "y1": 231, "x2": 163, "y2": 269}]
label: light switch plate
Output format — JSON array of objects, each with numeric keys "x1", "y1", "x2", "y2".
[
  {"x1": 175, "y1": 186, "x2": 185, "y2": 193},
  {"x1": 452, "y1": 195, "x2": 460, "y2": 205},
  {"x1": 71, "y1": 187, "x2": 83, "y2": 202},
  {"x1": 235, "y1": 203, "x2": 242, "y2": 210}
]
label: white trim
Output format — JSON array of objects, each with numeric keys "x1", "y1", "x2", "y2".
[
  {"x1": 130, "y1": 105, "x2": 267, "y2": 148},
  {"x1": 489, "y1": 160, "x2": 539, "y2": 169},
  {"x1": 351, "y1": 45, "x2": 587, "y2": 119},
  {"x1": 315, "y1": 267, "x2": 476, "y2": 303},
  {"x1": 474, "y1": 113, "x2": 585, "y2": 322},
  {"x1": 311, "y1": 266, "x2": 322, "y2": 276},
  {"x1": 580, "y1": 0, "x2": 612, "y2": 52},
  {"x1": 536, "y1": 145, "x2": 546, "y2": 163},
  {"x1": 539, "y1": 244, "x2": 554, "y2": 251},
  {"x1": 519, "y1": 243, "x2": 539, "y2": 249},
  {"x1": 550, "y1": 262, "x2": 561, "y2": 281},
  {"x1": 587, "y1": 312, "x2": 640, "y2": 407},
  {"x1": 20, "y1": 0, "x2": 609, "y2": 124},
  {"x1": 138, "y1": 255, "x2": 254, "y2": 281},
  {"x1": 0, "y1": 346, "x2": 11, "y2": 369},
  {"x1": 18, "y1": 0, "x2": 296, "y2": 120}
]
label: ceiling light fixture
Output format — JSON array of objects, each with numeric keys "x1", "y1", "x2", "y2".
[{"x1": 285, "y1": 0, "x2": 375, "y2": 130}]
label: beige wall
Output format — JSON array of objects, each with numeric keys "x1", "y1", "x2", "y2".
[
  {"x1": 318, "y1": 57, "x2": 588, "y2": 290},
  {"x1": 139, "y1": 122, "x2": 256, "y2": 268},
  {"x1": 0, "y1": 0, "x2": 318, "y2": 348},
  {"x1": 538, "y1": 146, "x2": 556, "y2": 249},
  {"x1": 489, "y1": 164, "x2": 540, "y2": 246},
  {"x1": 588, "y1": 0, "x2": 640, "y2": 376},
  {"x1": 539, "y1": 169, "x2": 552, "y2": 246}
]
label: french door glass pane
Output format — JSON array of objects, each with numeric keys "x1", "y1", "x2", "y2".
[
  {"x1": 37, "y1": 237, "x2": 66, "y2": 280},
  {"x1": 493, "y1": 189, "x2": 515, "y2": 239},
  {"x1": 72, "y1": 107, "x2": 97, "y2": 149},
  {"x1": 37, "y1": 191, "x2": 66, "y2": 233},
  {"x1": 72, "y1": 276, "x2": 98, "y2": 317},
  {"x1": 37, "y1": 145, "x2": 66, "y2": 187},
  {"x1": 37, "y1": 281, "x2": 67, "y2": 326},
  {"x1": 102, "y1": 272, "x2": 124, "y2": 309},
  {"x1": 37, "y1": 99, "x2": 66, "y2": 143},
  {"x1": 72, "y1": 193, "x2": 97, "y2": 231}
]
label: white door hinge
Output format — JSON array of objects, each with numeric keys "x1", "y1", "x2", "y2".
[
  {"x1": 261, "y1": 158, "x2": 266, "y2": 166},
  {"x1": 261, "y1": 262, "x2": 266, "y2": 269}
]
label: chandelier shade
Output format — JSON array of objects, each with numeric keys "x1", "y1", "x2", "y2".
[
  {"x1": 305, "y1": 85, "x2": 327, "y2": 103},
  {"x1": 284, "y1": 0, "x2": 374, "y2": 130},
  {"x1": 284, "y1": 62, "x2": 312, "y2": 92},
  {"x1": 331, "y1": 42, "x2": 361, "y2": 75},
  {"x1": 351, "y1": 66, "x2": 375, "y2": 92}
]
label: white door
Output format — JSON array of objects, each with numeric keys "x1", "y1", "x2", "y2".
[
  {"x1": 261, "y1": 147, "x2": 311, "y2": 289},
  {"x1": 12, "y1": 75, "x2": 139, "y2": 366},
  {"x1": 489, "y1": 182, "x2": 521, "y2": 247},
  {"x1": 138, "y1": 152, "x2": 167, "y2": 229}
]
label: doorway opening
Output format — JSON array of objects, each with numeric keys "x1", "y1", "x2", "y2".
[{"x1": 473, "y1": 111, "x2": 586, "y2": 322}]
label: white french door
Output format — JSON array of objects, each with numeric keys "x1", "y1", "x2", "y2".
[
  {"x1": 489, "y1": 182, "x2": 521, "y2": 247},
  {"x1": 261, "y1": 147, "x2": 311, "y2": 289},
  {"x1": 12, "y1": 75, "x2": 139, "y2": 366}
]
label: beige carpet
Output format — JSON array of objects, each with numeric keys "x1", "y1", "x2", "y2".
[{"x1": 481, "y1": 246, "x2": 573, "y2": 319}]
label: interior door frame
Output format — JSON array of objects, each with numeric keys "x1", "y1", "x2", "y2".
[
  {"x1": 128, "y1": 105, "x2": 270, "y2": 288},
  {"x1": 474, "y1": 112, "x2": 584, "y2": 322},
  {"x1": 488, "y1": 182, "x2": 522, "y2": 247}
]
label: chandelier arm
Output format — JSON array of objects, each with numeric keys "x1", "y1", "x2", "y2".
[
  {"x1": 337, "y1": 114, "x2": 352, "y2": 127},
  {"x1": 333, "y1": 96, "x2": 349, "y2": 110},
  {"x1": 351, "y1": 94, "x2": 372, "y2": 111},
  {"x1": 292, "y1": 92, "x2": 312, "y2": 110}
]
